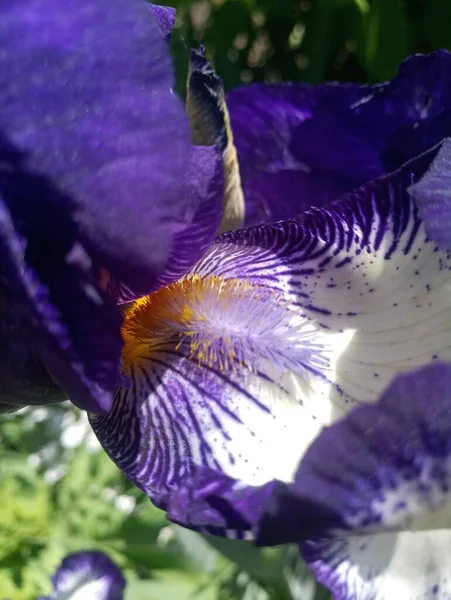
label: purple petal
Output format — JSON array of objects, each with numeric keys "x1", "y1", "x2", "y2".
[
  {"x1": 108, "y1": 146, "x2": 223, "y2": 302},
  {"x1": 161, "y1": 466, "x2": 280, "y2": 539},
  {"x1": 149, "y1": 4, "x2": 176, "y2": 40},
  {"x1": 228, "y1": 50, "x2": 451, "y2": 224},
  {"x1": 0, "y1": 0, "x2": 206, "y2": 409},
  {"x1": 409, "y1": 137, "x2": 451, "y2": 250},
  {"x1": 295, "y1": 364, "x2": 451, "y2": 599},
  {"x1": 90, "y1": 143, "x2": 451, "y2": 532},
  {"x1": 50, "y1": 551, "x2": 125, "y2": 600},
  {"x1": 228, "y1": 82, "x2": 377, "y2": 225},
  {"x1": 242, "y1": 169, "x2": 354, "y2": 225},
  {"x1": 0, "y1": 194, "x2": 121, "y2": 412},
  {"x1": 0, "y1": 0, "x2": 191, "y2": 295}
]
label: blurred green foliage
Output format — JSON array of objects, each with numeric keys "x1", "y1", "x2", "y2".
[
  {"x1": 2, "y1": 1, "x2": 448, "y2": 598},
  {"x1": 160, "y1": 0, "x2": 451, "y2": 95},
  {"x1": 0, "y1": 407, "x2": 327, "y2": 599}
]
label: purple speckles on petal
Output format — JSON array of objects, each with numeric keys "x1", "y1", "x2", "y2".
[{"x1": 91, "y1": 274, "x2": 331, "y2": 510}]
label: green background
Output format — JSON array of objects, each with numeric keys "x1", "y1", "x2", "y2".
[
  {"x1": 1, "y1": 1, "x2": 449, "y2": 598},
  {"x1": 166, "y1": 0, "x2": 451, "y2": 95}
]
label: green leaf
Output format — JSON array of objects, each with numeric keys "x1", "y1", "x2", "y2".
[
  {"x1": 421, "y1": 0, "x2": 451, "y2": 50},
  {"x1": 172, "y1": 526, "x2": 219, "y2": 572},
  {"x1": 301, "y1": 0, "x2": 366, "y2": 84},
  {"x1": 203, "y1": 536, "x2": 283, "y2": 580},
  {"x1": 125, "y1": 570, "x2": 217, "y2": 600},
  {"x1": 364, "y1": 0, "x2": 409, "y2": 81}
]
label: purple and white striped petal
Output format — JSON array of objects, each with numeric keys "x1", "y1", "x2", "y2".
[
  {"x1": 90, "y1": 145, "x2": 451, "y2": 531},
  {"x1": 295, "y1": 364, "x2": 451, "y2": 600},
  {"x1": 410, "y1": 137, "x2": 451, "y2": 251},
  {"x1": 49, "y1": 551, "x2": 125, "y2": 600}
]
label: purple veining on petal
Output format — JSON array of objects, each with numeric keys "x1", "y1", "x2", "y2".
[
  {"x1": 91, "y1": 269, "x2": 332, "y2": 507},
  {"x1": 302, "y1": 532, "x2": 451, "y2": 600}
]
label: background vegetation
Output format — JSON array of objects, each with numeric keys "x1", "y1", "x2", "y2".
[
  {"x1": 1, "y1": 1, "x2": 449, "y2": 598},
  {"x1": 168, "y1": 0, "x2": 451, "y2": 94}
]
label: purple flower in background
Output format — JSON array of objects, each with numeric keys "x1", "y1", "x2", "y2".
[
  {"x1": 2, "y1": 1, "x2": 451, "y2": 598},
  {"x1": 40, "y1": 551, "x2": 125, "y2": 600}
]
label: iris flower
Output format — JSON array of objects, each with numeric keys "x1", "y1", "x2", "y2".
[
  {"x1": 2, "y1": 1, "x2": 451, "y2": 599},
  {"x1": 39, "y1": 551, "x2": 125, "y2": 600}
]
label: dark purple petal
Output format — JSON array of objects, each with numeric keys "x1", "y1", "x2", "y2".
[
  {"x1": 228, "y1": 50, "x2": 451, "y2": 224},
  {"x1": 149, "y1": 4, "x2": 176, "y2": 40},
  {"x1": 159, "y1": 466, "x2": 280, "y2": 539},
  {"x1": 50, "y1": 550, "x2": 125, "y2": 599},
  {"x1": 228, "y1": 83, "x2": 379, "y2": 225},
  {"x1": 243, "y1": 170, "x2": 356, "y2": 225},
  {"x1": 0, "y1": 0, "x2": 205, "y2": 409},
  {"x1": 0, "y1": 191, "x2": 121, "y2": 412},
  {"x1": 228, "y1": 82, "x2": 374, "y2": 182},
  {"x1": 108, "y1": 146, "x2": 224, "y2": 302},
  {"x1": 0, "y1": 0, "x2": 191, "y2": 295},
  {"x1": 409, "y1": 137, "x2": 451, "y2": 250}
]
